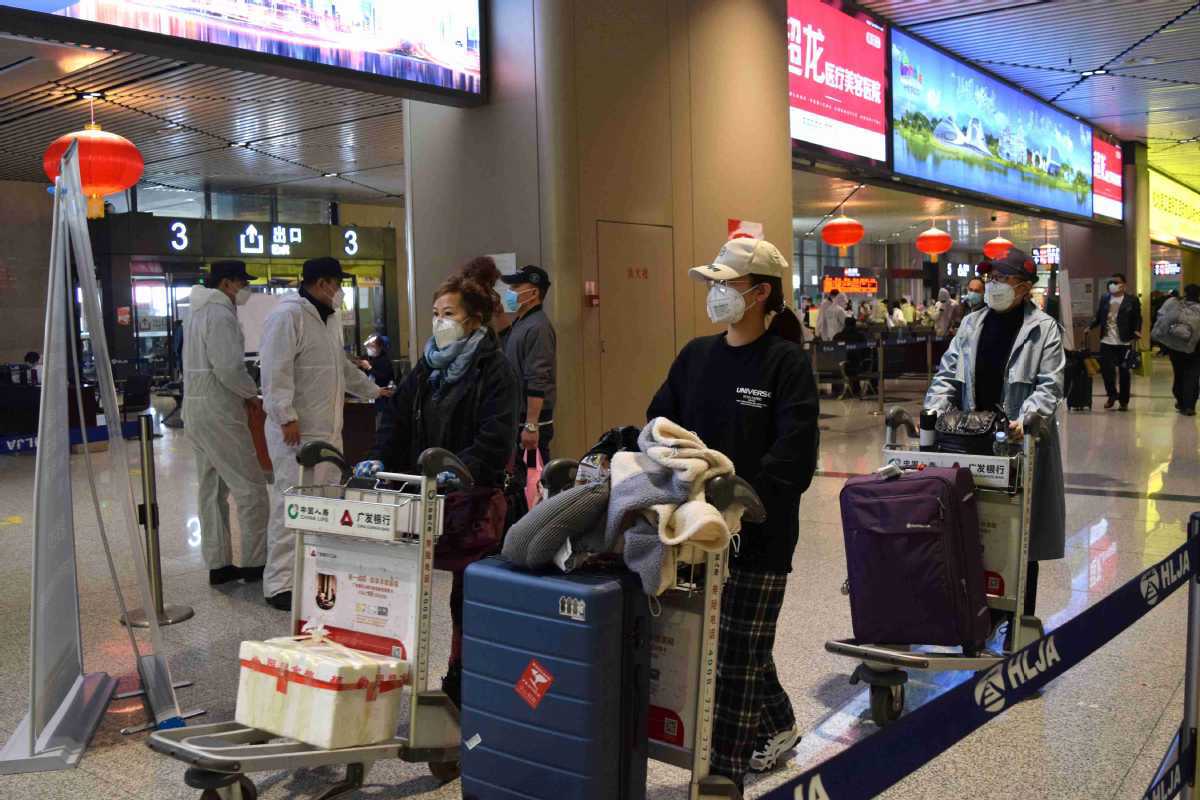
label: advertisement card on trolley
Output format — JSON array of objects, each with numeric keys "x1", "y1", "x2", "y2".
[{"x1": 297, "y1": 534, "x2": 420, "y2": 661}]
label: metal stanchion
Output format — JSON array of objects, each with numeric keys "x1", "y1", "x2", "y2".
[
  {"x1": 121, "y1": 415, "x2": 194, "y2": 628},
  {"x1": 873, "y1": 338, "x2": 886, "y2": 416},
  {"x1": 926, "y1": 335, "x2": 934, "y2": 381}
]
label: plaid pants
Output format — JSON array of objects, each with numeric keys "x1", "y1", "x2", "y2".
[{"x1": 709, "y1": 567, "x2": 795, "y2": 784}]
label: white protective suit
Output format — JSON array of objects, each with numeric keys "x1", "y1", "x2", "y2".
[
  {"x1": 816, "y1": 296, "x2": 848, "y2": 341},
  {"x1": 181, "y1": 286, "x2": 269, "y2": 570},
  {"x1": 259, "y1": 291, "x2": 381, "y2": 597}
]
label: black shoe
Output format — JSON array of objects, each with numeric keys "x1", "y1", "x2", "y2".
[
  {"x1": 442, "y1": 662, "x2": 462, "y2": 709},
  {"x1": 1118, "y1": 403, "x2": 1129, "y2": 411},
  {"x1": 265, "y1": 591, "x2": 292, "y2": 611},
  {"x1": 209, "y1": 565, "x2": 240, "y2": 585},
  {"x1": 240, "y1": 566, "x2": 264, "y2": 583},
  {"x1": 1183, "y1": 409, "x2": 1197, "y2": 417},
  {"x1": 1104, "y1": 398, "x2": 1116, "y2": 409}
]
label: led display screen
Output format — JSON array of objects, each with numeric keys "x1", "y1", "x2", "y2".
[
  {"x1": 787, "y1": 0, "x2": 887, "y2": 162},
  {"x1": 1091, "y1": 135, "x2": 1123, "y2": 220},
  {"x1": 891, "y1": 30, "x2": 1093, "y2": 216},
  {"x1": 1, "y1": 1, "x2": 482, "y2": 97}
]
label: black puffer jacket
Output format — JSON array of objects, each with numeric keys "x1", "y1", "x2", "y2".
[{"x1": 369, "y1": 331, "x2": 519, "y2": 488}]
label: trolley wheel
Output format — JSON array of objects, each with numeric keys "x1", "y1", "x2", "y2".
[
  {"x1": 428, "y1": 759, "x2": 461, "y2": 783},
  {"x1": 869, "y1": 683, "x2": 904, "y2": 726},
  {"x1": 196, "y1": 775, "x2": 257, "y2": 799}
]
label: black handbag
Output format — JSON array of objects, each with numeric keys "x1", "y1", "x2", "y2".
[
  {"x1": 1123, "y1": 347, "x2": 1142, "y2": 371},
  {"x1": 935, "y1": 409, "x2": 1008, "y2": 455}
]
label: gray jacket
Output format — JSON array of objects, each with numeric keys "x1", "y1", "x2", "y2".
[
  {"x1": 924, "y1": 302, "x2": 1066, "y2": 561},
  {"x1": 503, "y1": 306, "x2": 557, "y2": 417}
]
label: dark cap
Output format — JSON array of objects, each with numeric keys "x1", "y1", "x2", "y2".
[
  {"x1": 303, "y1": 256, "x2": 351, "y2": 283},
  {"x1": 500, "y1": 264, "x2": 551, "y2": 290},
  {"x1": 979, "y1": 248, "x2": 1038, "y2": 284},
  {"x1": 208, "y1": 259, "x2": 253, "y2": 285}
]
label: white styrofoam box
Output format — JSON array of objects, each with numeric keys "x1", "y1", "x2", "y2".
[{"x1": 235, "y1": 637, "x2": 408, "y2": 749}]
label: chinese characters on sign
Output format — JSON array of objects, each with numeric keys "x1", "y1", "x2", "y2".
[
  {"x1": 822, "y1": 276, "x2": 878, "y2": 294},
  {"x1": 787, "y1": 0, "x2": 887, "y2": 161}
]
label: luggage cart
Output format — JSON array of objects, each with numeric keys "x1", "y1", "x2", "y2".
[
  {"x1": 540, "y1": 456, "x2": 766, "y2": 800},
  {"x1": 825, "y1": 407, "x2": 1047, "y2": 726},
  {"x1": 149, "y1": 443, "x2": 469, "y2": 799}
]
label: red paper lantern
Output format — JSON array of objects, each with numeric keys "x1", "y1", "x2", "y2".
[
  {"x1": 44, "y1": 123, "x2": 143, "y2": 218},
  {"x1": 821, "y1": 215, "x2": 864, "y2": 257},
  {"x1": 916, "y1": 226, "x2": 953, "y2": 263},
  {"x1": 983, "y1": 236, "x2": 1013, "y2": 261}
]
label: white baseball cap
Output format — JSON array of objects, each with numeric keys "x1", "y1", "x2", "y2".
[{"x1": 689, "y1": 238, "x2": 789, "y2": 283}]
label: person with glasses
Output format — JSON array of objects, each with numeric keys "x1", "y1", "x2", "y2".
[{"x1": 924, "y1": 248, "x2": 1066, "y2": 621}]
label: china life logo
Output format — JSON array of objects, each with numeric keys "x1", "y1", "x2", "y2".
[{"x1": 287, "y1": 503, "x2": 299, "y2": 520}]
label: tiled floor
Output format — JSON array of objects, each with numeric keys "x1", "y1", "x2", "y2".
[{"x1": 0, "y1": 358, "x2": 1197, "y2": 799}]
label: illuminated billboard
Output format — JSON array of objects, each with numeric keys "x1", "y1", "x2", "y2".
[
  {"x1": 0, "y1": 1, "x2": 483, "y2": 99},
  {"x1": 891, "y1": 30, "x2": 1093, "y2": 216},
  {"x1": 1092, "y1": 136, "x2": 1123, "y2": 220},
  {"x1": 1149, "y1": 170, "x2": 1200, "y2": 246},
  {"x1": 787, "y1": 0, "x2": 887, "y2": 162}
]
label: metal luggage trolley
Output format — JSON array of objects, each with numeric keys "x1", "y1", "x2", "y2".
[
  {"x1": 825, "y1": 407, "x2": 1047, "y2": 727},
  {"x1": 149, "y1": 442, "x2": 468, "y2": 799},
  {"x1": 541, "y1": 457, "x2": 766, "y2": 800}
]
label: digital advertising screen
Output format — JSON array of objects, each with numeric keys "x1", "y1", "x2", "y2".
[
  {"x1": 787, "y1": 0, "x2": 888, "y2": 163},
  {"x1": 0, "y1": 1, "x2": 483, "y2": 98},
  {"x1": 890, "y1": 30, "x2": 1093, "y2": 216},
  {"x1": 1091, "y1": 135, "x2": 1124, "y2": 220}
]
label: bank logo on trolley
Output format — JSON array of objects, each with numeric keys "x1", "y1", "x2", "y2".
[
  {"x1": 974, "y1": 635, "x2": 1061, "y2": 713},
  {"x1": 286, "y1": 500, "x2": 393, "y2": 534},
  {"x1": 1140, "y1": 548, "x2": 1190, "y2": 607}
]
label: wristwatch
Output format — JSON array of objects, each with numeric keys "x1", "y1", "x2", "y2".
[{"x1": 523, "y1": 422, "x2": 539, "y2": 433}]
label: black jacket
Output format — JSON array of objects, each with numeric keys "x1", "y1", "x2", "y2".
[
  {"x1": 1090, "y1": 292, "x2": 1143, "y2": 343},
  {"x1": 364, "y1": 352, "x2": 394, "y2": 388},
  {"x1": 369, "y1": 332, "x2": 519, "y2": 488}
]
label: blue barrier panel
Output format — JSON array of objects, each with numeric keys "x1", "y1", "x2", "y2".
[
  {"x1": 1142, "y1": 726, "x2": 1193, "y2": 800},
  {"x1": 761, "y1": 536, "x2": 1200, "y2": 800}
]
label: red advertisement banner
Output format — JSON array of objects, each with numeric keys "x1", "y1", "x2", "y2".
[
  {"x1": 787, "y1": 0, "x2": 887, "y2": 161},
  {"x1": 1092, "y1": 136, "x2": 1123, "y2": 219}
]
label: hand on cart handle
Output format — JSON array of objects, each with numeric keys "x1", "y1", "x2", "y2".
[
  {"x1": 705, "y1": 475, "x2": 767, "y2": 523},
  {"x1": 296, "y1": 440, "x2": 352, "y2": 482},
  {"x1": 417, "y1": 447, "x2": 474, "y2": 490},
  {"x1": 354, "y1": 460, "x2": 384, "y2": 479}
]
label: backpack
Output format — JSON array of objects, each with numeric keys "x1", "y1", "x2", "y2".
[{"x1": 1154, "y1": 300, "x2": 1200, "y2": 353}]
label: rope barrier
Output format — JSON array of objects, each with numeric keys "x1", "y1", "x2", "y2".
[{"x1": 761, "y1": 530, "x2": 1200, "y2": 800}]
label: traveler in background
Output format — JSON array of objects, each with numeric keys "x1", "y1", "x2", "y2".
[
  {"x1": 23, "y1": 351, "x2": 40, "y2": 384},
  {"x1": 648, "y1": 238, "x2": 819, "y2": 796},
  {"x1": 1153, "y1": 283, "x2": 1200, "y2": 416},
  {"x1": 500, "y1": 265, "x2": 557, "y2": 461},
  {"x1": 259, "y1": 257, "x2": 390, "y2": 610},
  {"x1": 356, "y1": 333, "x2": 394, "y2": 389},
  {"x1": 901, "y1": 296, "x2": 915, "y2": 324},
  {"x1": 869, "y1": 298, "x2": 890, "y2": 326},
  {"x1": 933, "y1": 287, "x2": 958, "y2": 337},
  {"x1": 890, "y1": 301, "x2": 908, "y2": 328},
  {"x1": 1089, "y1": 272, "x2": 1142, "y2": 411},
  {"x1": 925, "y1": 249, "x2": 1065, "y2": 620},
  {"x1": 353, "y1": 274, "x2": 519, "y2": 706},
  {"x1": 181, "y1": 260, "x2": 269, "y2": 586},
  {"x1": 834, "y1": 316, "x2": 871, "y2": 399},
  {"x1": 816, "y1": 290, "x2": 847, "y2": 341},
  {"x1": 960, "y1": 276, "x2": 986, "y2": 316}
]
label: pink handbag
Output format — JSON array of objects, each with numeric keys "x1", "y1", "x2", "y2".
[{"x1": 523, "y1": 449, "x2": 544, "y2": 511}]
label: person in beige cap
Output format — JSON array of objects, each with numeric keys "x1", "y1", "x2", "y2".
[{"x1": 647, "y1": 237, "x2": 819, "y2": 795}]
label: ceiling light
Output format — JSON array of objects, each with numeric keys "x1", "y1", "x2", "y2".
[
  {"x1": 323, "y1": 172, "x2": 339, "y2": 178},
  {"x1": 1081, "y1": 70, "x2": 1095, "y2": 77},
  {"x1": 75, "y1": 91, "x2": 104, "y2": 100},
  {"x1": 1094, "y1": 69, "x2": 1108, "y2": 75},
  {"x1": 230, "y1": 142, "x2": 249, "y2": 148}
]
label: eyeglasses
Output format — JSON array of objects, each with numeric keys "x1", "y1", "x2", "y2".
[{"x1": 985, "y1": 273, "x2": 1026, "y2": 286}]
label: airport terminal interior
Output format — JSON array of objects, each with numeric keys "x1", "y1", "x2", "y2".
[{"x1": 1, "y1": 1, "x2": 1200, "y2": 799}]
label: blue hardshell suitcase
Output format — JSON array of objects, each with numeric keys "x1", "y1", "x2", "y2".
[{"x1": 459, "y1": 558, "x2": 650, "y2": 800}]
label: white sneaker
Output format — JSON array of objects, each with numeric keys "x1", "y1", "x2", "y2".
[{"x1": 749, "y1": 725, "x2": 801, "y2": 772}]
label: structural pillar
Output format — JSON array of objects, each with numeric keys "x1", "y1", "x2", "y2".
[{"x1": 1124, "y1": 142, "x2": 1152, "y2": 343}]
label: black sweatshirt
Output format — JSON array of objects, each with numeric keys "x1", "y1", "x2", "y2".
[
  {"x1": 646, "y1": 332, "x2": 820, "y2": 573},
  {"x1": 974, "y1": 305, "x2": 1025, "y2": 413}
]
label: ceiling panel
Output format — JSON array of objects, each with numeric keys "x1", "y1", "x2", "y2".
[{"x1": 0, "y1": 36, "x2": 407, "y2": 206}]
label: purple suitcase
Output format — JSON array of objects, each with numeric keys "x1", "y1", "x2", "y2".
[{"x1": 839, "y1": 466, "x2": 989, "y2": 649}]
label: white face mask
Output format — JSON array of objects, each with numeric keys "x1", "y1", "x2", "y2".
[
  {"x1": 706, "y1": 283, "x2": 756, "y2": 325},
  {"x1": 984, "y1": 281, "x2": 1017, "y2": 312},
  {"x1": 365, "y1": 346, "x2": 380, "y2": 358},
  {"x1": 1108, "y1": 282, "x2": 1123, "y2": 295},
  {"x1": 432, "y1": 316, "x2": 466, "y2": 348},
  {"x1": 331, "y1": 287, "x2": 345, "y2": 308},
  {"x1": 235, "y1": 286, "x2": 252, "y2": 306}
]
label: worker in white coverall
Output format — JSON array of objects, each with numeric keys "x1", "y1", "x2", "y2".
[
  {"x1": 181, "y1": 260, "x2": 269, "y2": 585},
  {"x1": 259, "y1": 257, "x2": 390, "y2": 609}
]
